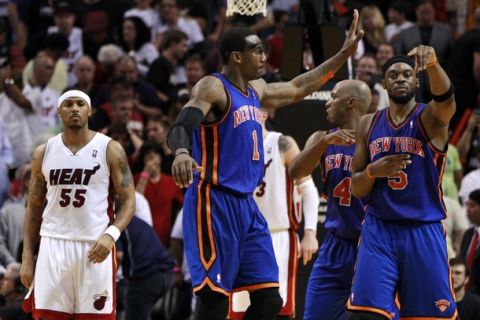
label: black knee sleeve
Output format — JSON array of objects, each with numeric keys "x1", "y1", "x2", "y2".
[
  {"x1": 353, "y1": 312, "x2": 389, "y2": 320},
  {"x1": 243, "y1": 287, "x2": 283, "y2": 320},
  {"x1": 196, "y1": 287, "x2": 228, "y2": 320}
]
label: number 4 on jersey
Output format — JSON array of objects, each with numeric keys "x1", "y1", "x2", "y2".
[{"x1": 333, "y1": 177, "x2": 351, "y2": 206}]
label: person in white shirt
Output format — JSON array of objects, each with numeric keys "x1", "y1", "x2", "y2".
[{"x1": 384, "y1": 0, "x2": 414, "y2": 42}]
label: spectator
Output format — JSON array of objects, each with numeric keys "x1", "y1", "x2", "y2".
[
  {"x1": 0, "y1": 165, "x2": 30, "y2": 265},
  {"x1": 147, "y1": 29, "x2": 189, "y2": 110},
  {"x1": 457, "y1": 112, "x2": 480, "y2": 174},
  {"x1": 124, "y1": 0, "x2": 160, "y2": 47},
  {"x1": 156, "y1": 0, "x2": 204, "y2": 51},
  {"x1": 0, "y1": 262, "x2": 30, "y2": 320},
  {"x1": 22, "y1": 52, "x2": 61, "y2": 137},
  {"x1": 0, "y1": 119, "x2": 12, "y2": 209},
  {"x1": 23, "y1": 32, "x2": 69, "y2": 93},
  {"x1": 376, "y1": 43, "x2": 394, "y2": 73},
  {"x1": 66, "y1": 56, "x2": 101, "y2": 109},
  {"x1": 459, "y1": 146, "x2": 480, "y2": 204},
  {"x1": 95, "y1": 44, "x2": 125, "y2": 86},
  {"x1": 443, "y1": 196, "x2": 469, "y2": 259},
  {"x1": 47, "y1": 1, "x2": 85, "y2": 86},
  {"x1": 183, "y1": 54, "x2": 206, "y2": 93},
  {"x1": 0, "y1": 64, "x2": 34, "y2": 168},
  {"x1": 134, "y1": 142, "x2": 183, "y2": 247},
  {"x1": 449, "y1": 258, "x2": 480, "y2": 320},
  {"x1": 105, "y1": 123, "x2": 143, "y2": 168},
  {"x1": 384, "y1": 0, "x2": 413, "y2": 42},
  {"x1": 115, "y1": 55, "x2": 165, "y2": 117},
  {"x1": 119, "y1": 16, "x2": 159, "y2": 76},
  {"x1": 265, "y1": 10, "x2": 288, "y2": 73},
  {"x1": 145, "y1": 115, "x2": 174, "y2": 175},
  {"x1": 460, "y1": 189, "x2": 480, "y2": 293},
  {"x1": 442, "y1": 143, "x2": 463, "y2": 201},
  {"x1": 355, "y1": 54, "x2": 388, "y2": 110},
  {"x1": 393, "y1": 0, "x2": 453, "y2": 66},
  {"x1": 447, "y1": 6, "x2": 480, "y2": 129},
  {"x1": 358, "y1": 5, "x2": 385, "y2": 55},
  {"x1": 117, "y1": 216, "x2": 175, "y2": 320}
]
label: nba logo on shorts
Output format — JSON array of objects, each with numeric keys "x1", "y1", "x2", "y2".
[
  {"x1": 435, "y1": 299, "x2": 450, "y2": 312},
  {"x1": 92, "y1": 150, "x2": 97, "y2": 158}
]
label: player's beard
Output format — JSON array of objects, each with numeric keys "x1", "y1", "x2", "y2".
[{"x1": 390, "y1": 90, "x2": 415, "y2": 104}]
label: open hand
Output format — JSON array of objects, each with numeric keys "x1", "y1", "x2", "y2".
[{"x1": 340, "y1": 9, "x2": 364, "y2": 57}]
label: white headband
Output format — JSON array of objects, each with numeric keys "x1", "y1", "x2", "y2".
[{"x1": 58, "y1": 90, "x2": 91, "y2": 108}]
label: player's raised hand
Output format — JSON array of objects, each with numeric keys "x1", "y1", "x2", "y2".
[
  {"x1": 19, "y1": 256, "x2": 35, "y2": 288},
  {"x1": 172, "y1": 153, "x2": 203, "y2": 188},
  {"x1": 340, "y1": 9, "x2": 364, "y2": 57},
  {"x1": 368, "y1": 154, "x2": 412, "y2": 178},
  {"x1": 407, "y1": 45, "x2": 437, "y2": 72},
  {"x1": 88, "y1": 234, "x2": 114, "y2": 263},
  {"x1": 324, "y1": 129, "x2": 356, "y2": 146}
]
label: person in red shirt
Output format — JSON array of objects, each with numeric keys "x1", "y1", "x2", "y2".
[{"x1": 134, "y1": 142, "x2": 183, "y2": 246}]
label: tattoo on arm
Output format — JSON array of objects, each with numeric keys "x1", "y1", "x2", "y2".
[
  {"x1": 119, "y1": 160, "x2": 134, "y2": 188},
  {"x1": 279, "y1": 136, "x2": 293, "y2": 153},
  {"x1": 30, "y1": 176, "x2": 46, "y2": 208}
]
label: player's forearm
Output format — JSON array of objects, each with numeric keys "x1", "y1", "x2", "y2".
[
  {"x1": 290, "y1": 50, "x2": 350, "y2": 97},
  {"x1": 112, "y1": 196, "x2": 135, "y2": 233},
  {"x1": 289, "y1": 137, "x2": 329, "y2": 179},
  {"x1": 351, "y1": 168, "x2": 375, "y2": 199},
  {"x1": 298, "y1": 178, "x2": 320, "y2": 231},
  {"x1": 22, "y1": 207, "x2": 42, "y2": 260}
]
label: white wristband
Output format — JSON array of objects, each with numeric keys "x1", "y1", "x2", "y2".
[{"x1": 104, "y1": 225, "x2": 121, "y2": 241}]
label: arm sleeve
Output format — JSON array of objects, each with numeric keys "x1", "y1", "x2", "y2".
[{"x1": 297, "y1": 178, "x2": 320, "y2": 232}]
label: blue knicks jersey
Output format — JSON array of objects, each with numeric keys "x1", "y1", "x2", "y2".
[
  {"x1": 366, "y1": 103, "x2": 447, "y2": 221},
  {"x1": 321, "y1": 129, "x2": 364, "y2": 238},
  {"x1": 191, "y1": 73, "x2": 264, "y2": 194}
]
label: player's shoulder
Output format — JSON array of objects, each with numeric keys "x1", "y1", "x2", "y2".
[
  {"x1": 189, "y1": 75, "x2": 227, "y2": 104},
  {"x1": 249, "y1": 78, "x2": 267, "y2": 99},
  {"x1": 278, "y1": 134, "x2": 298, "y2": 153}
]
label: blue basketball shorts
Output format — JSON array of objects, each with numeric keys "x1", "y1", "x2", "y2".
[
  {"x1": 304, "y1": 232, "x2": 358, "y2": 320},
  {"x1": 183, "y1": 181, "x2": 279, "y2": 296},
  {"x1": 347, "y1": 214, "x2": 457, "y2": 319}
]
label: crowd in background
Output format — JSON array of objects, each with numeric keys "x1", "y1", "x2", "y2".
[{"x1": 0, "y1": 0, "x2": 480, "y2": 319}]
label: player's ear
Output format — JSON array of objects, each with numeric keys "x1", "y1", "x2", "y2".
[{"x1": 231, "y1": 51, "x2": 242, "y2": 64}]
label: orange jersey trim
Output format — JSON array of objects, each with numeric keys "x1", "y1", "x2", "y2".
[
  {"x1": 193, "y1": 277, "x2": 230, "y2": 297},
  {"x1": 232, "y1": 282, "x2": 280, "y2": 293},
  {"x1": 347, "y1": 300, "x2": 395, "y2": 319}
]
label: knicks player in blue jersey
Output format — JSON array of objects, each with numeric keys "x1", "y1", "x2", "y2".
[
  {"x1": 289, "y1": 80, "x2": 372, "y2": 320},
  {"x1": 347, "y1": 47, "x2": 458, "y2": 319},
  {"x1": 166, "y1": 11, "x2": 363, "y2": 320}
]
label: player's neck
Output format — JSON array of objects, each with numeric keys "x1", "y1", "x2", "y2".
[
  {"x1": 221, "y1": 68, "x2": 249, "y2": 92},
  {"x1": 388, "y1": 100, "x2": 417, "y2": 123},
  {"x1": 61, "y1": 129, "x2": 95, "y2": 150}
]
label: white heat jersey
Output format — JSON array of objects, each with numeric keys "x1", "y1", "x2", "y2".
[
  {"x1": 41, "y1": 133, "x2": 113, "y2": 241},
  {"x1": 254, "y1": 132, "x2": 301, "y2": 231}
]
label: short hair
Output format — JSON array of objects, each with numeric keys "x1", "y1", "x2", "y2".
[
  {"x1": 415, "y1": 0, "x2": 434, "y2": 9},
  {"x1": 218, "y1": 28, "x2": 257, "y2": 64},
  {"x1": 44, "y1": 32, "x2": 69, "y2": 52},
  {"x1": 469, "y1": 189, "x2": 480, "y2": 205},
  {"x1": 161, "y1": 29, "x2": 188, "y2": 50},
  {"x1": 390, "y1": 0, "x2": 412, "y2": 16},
  {"x1": 449, "y1": 257, "x2": 470, "y2": 277},
  {"x1": 97, "y1": 44, "x2": 125, "y2": 64}
]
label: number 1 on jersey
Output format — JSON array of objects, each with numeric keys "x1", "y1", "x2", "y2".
[{"x1": 252, "y1": 130, "x2": 260, "y2": 161}]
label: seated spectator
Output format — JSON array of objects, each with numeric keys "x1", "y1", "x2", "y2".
[
  {"x1": 145, "y1": 115, "x2": 173, "y2": 174},
  {"x1": 124, "y1": 0, "x2": 160, "y2": 41},
  {"x1": 460, "y1": 190, "x2": 480, "y2": 294},
  {"x1": 65, "y1": 56, "x2": 101, "y2": 110},
  {"x1": 133, "y1": 142, "x2": 183, "y2": 247},
  {"x1": 384, "y1": 0, "x2": 413, "y2": 42},
  {"x1": 376, "y1": 43, "x2": 394, "y2": 73},
  {"x1": 457, "y1": 112, "x2": 480, "y2": 174},
  {"x1": 358, "y1": 5, "x2": 385, "y2": 55},
  {"x1": 355, "y1": 54, "x2": 388, "y2": 110},
  {"x1": 119, "y1": 16, "x2": 159, "y2": 77},
  {"x1": 95, "y1": 44, "x2": 125, "y2": 86},
  {"x1": 23, "y1": 33, "x2": 69, "y2": 93},
  {"x1": 105, "y1": 123, "x2": 143, "y2": 169},
  {"x1": 449, "y1": 258, "x2": 480, "y2": 320},
  {"x1": 117, "y1": 216, "x2": 175, "y2": 320},
  {"x1": 459, "y1": 147, "x2": 480, "y2": 204},
  {"x1": 443, "y1": 196, "x2": 469, "y2": 259},
  {"x1": 0, "y1": 262, "x2": 30, "y2": 320}
]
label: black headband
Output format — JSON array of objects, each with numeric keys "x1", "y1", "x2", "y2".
[{"x1": 381, "y1": 55, "x2": 415, "y2": 77}]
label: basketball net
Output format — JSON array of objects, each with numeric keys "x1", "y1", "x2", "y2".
[{"x1": 226, "y1": 0, "x2": 267, "y2": 17}]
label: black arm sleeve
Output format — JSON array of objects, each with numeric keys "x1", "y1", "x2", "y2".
[{"x1": 167, "y1": 107, "x2": 205, "y2": 154}]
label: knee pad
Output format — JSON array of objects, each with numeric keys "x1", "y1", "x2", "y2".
[
  {"x1": 196, "y1": 287, "x2": 228, "y2": 320},
  {"x1": 353, "y1": 312, "x2": 389, "y2": 320},
  {"x1": 243, "y1": 287, "x2": 283, "y2": 320}
]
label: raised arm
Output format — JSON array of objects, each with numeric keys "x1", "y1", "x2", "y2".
[
  {"x1": 87, "y1": 140, "x2": 136, "y2": 264},
  {"x1": 167, "y1": 76, "x2": 227, "y2": 188},
  {"x1": 410, "y1": 46, "x2": 456, "y2": 150},
  {"x1": 257, "y1": 10, "x2": 363, "y2": 109},
  {"x1": 20, "y1": 145, "x2": 47, "y2": 288}
]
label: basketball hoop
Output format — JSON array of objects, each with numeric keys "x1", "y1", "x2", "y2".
[{"x1": 226, "y1": 0, "x2": 267, "y2": 17}]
